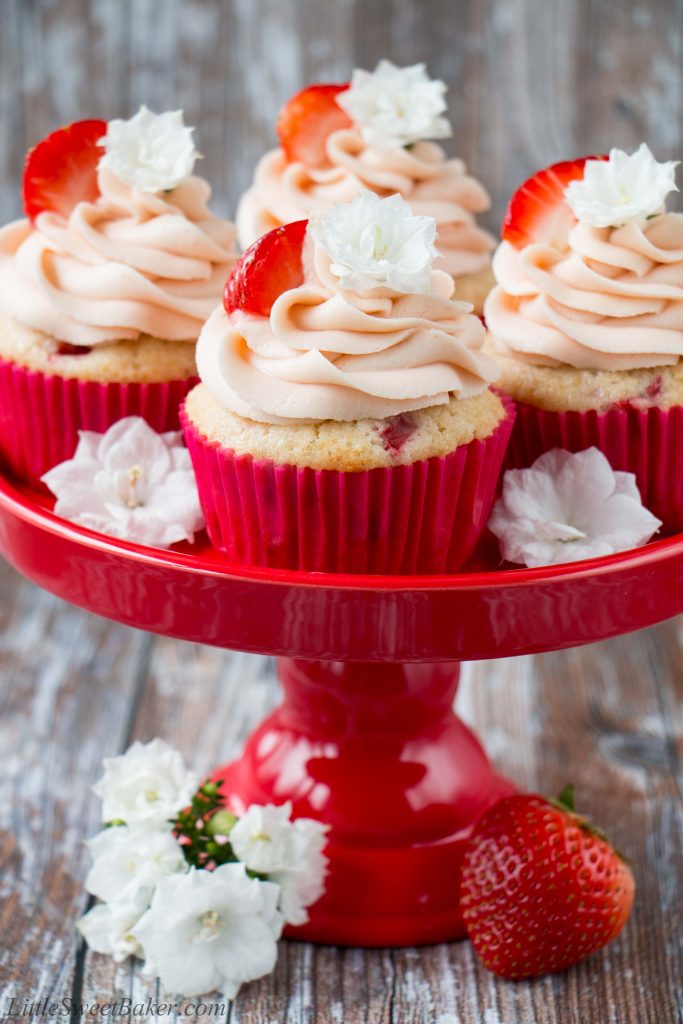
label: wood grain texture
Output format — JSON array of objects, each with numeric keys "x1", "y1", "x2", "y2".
[
  {"x1": 2, "y1": 0, "x2": 683, "y2": 227},
  {"x1": 0, "y1": 546, "x2": 681, "y2": 1022},
  {"x1": 1, "y1": 0, "x2": 683, "y2": 1020}
]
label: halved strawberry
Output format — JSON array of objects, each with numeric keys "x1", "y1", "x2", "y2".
[
  {"x1": 502, "y1": 154, "x2": 607, "y2": 250},
  {"x1": 277, "y1": 84, "x2": 352, "y2": 169},
  {"x1": 224, "y1": 220, "x2": 308, "y2": 318},
  {"x1": 23, "y1": 119, "x2": 107, "y2": 224}
]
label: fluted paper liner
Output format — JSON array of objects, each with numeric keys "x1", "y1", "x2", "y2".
[
  {"x1": 0, "y1": 356, "x2": 197, "y2": 488},
  {"x1": 181, "y1": 401, "x2": 515, "y2": 574},
  {"x1": 506, "y1": 400, "x2": 683, "y2": 534}
]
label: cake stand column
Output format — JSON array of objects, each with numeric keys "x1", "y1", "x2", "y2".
[{"x1": 215, "y1": 657, "x2": 514, "y2": 947}]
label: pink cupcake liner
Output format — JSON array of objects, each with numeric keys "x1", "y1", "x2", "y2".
[
  {"x1": 181, "y1": 401, "x2": 515, "y2": 574},
  {"x1": 0, "y1": 356, "x2": 198, "y2": 489},
  {"x1": 506, "y1": 400, "x2": 683, "y2": 534}
]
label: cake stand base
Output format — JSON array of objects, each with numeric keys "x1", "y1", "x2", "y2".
[
  {"x1": 215, "y1": 657, "x2": 515, "y2": 947},
  {"x1": 4, "y1": 475, "x2": 680, "y2": 945}
]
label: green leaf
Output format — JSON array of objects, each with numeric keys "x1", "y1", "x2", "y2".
[
  {"x1": 554, "y1": 783, "x2": 575, "y2": 813},
  {"x1": 171, "y1": 776, "x2": 240, "y2": 870}
]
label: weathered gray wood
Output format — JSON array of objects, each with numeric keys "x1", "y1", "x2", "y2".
[
  {"x1": 459, "y1": 630, "x2": 683, "y2": 1024},
  {"x1": 2, "y1": 0, "x2": 683, "y2": 227},
  {"x1": 1, "y1": 1, "x2": 683, "y2": 1020},
  {"x1": 0, "y1": 557, "x2": 154, "y2": 1015},
  {"x1": 1, "y1": 539, "x2": 681, "y2": 1021}
]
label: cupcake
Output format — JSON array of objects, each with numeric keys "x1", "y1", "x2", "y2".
[
  {"x1": 182, "y1": 191, "x2": 514, "y2": 574},
  {"x1": 0, "y1": 107, "x2": 237, "y2": 487},
  {"x1": 484, "y1": 145, "x2": 683, "y2": 533},
  {"x1": 236, "y1": 61, "x2": 496, "y2": 315}
]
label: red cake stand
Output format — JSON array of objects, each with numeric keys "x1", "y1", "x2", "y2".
[{"x1": 1, "y1": 471, "x2": 682, "y2": 948}]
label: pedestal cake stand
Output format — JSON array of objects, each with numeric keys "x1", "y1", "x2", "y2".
[{"x1": 1, "y1": 470, "x2": 682, "y2": 948}]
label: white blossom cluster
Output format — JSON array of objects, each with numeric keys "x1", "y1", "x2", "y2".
[
  {"x1": 77, "y1": 739, "x2": 329, "y2": 999},
  {"x1": 564, "y1": 144, "x2": 678, "y2": 228},
  {"x1": 337, "y1": 60, "x2": 452, "y2": 150},
  {"x1": 98, "y1": 106, "x2": 199, "y2": 192}
]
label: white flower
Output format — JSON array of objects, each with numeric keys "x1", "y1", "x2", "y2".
[
  {"x1": 270, "y1": 818, "x2": 329, "y2": 927},
  {"x1": 564, "y1": 144, "x2": 678, "y2": 228},
  {"x1": 85, "y1": 825, "x2": 188, "y2": 904},
  {"x1": 92, "y1": 738, "x2": 200, "y2": 828},
  {"x1": 489, "y1": 448, "x2": 662, "y2": 568},
  {"x1": 230, "y1": 803, "x2": 329, "y2": 925},
  {"x1": 337, "y1": 60, "x2": 452, "y2": 149},
  {"x1": 98, "y1": 105, "x2": 198, "y2": 192},
  {"x1": 42, "y1": 417, "x2": 204, "y2": 549},
  {"x1": 309, "y1": 191, "x2": 438, "y2": 294},
  {"x1": 229, "y1": 803, "x2": 297, "y2": 874},
  {"x1": 77, "y1": 893, "x2": 148, "y2": 962},
  {"x1": 132, "y1": 865, "x2": 283, "y2": 999}
]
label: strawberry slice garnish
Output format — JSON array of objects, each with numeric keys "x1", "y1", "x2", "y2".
[
  {"x1": 502, "y1": 154, "x2": 607, "y2": 250},
  {"x1": 277, "y1": 84, "x2": 352, "y2": 169},
  {"x1": 460, "y1": 785, "x2": 635, "y2": 980},
  {"x1": 23, "y1": 119, "x2": 107, "y2": 224},
  {"x1": 224, "y1": 220, "x2": 308, "y2": 318}
]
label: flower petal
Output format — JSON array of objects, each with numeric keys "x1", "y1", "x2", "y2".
[
  {"x1": 99, "y1": 106, "x2": 198, "y2": 193},
  {"x1": 309, "y1": 191, "x2": 439, "y2": 295},
  {"x1": 565, "y1": 144, "x2": 678, "y2": 228},
  {"x1": 42, "y1": 416, "x2": 204, "y2": 549},
  {"x1": 489, "y1": 447, "x2": 662, "y2": 567},
  {"x1": 337, "y1": 60, "x2": 452, "y2": 149}
]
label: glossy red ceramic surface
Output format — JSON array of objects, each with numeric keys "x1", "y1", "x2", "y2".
[
  {"x1": 2, "y1": 474, "x2": 682, "y2": 946},
  {"x1": 0, "y1": 474, "x2": 682, "y2": 662},
  {"x1": 218, "y1": 658, "x2": 514, "y2": 946}
]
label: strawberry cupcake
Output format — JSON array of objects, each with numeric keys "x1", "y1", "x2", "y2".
[
  {"x1": 485, "y1": 144, "x2": 683, "y2": 532},
  {"x1": 0, "y1": 107, "x2": 237, "y2": 487},
  {"x1": 182, "y1": 191, "x2": 514, "y2": 574},
  {"x1": 237, "y1": 61, "x2": 496, "y2": 315}
]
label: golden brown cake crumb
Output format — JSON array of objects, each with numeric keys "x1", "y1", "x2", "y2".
[
  {"x1": 453, "y1": 262, "x2": 494, "y2": 316},
  {"x1": 184, "y1": 383, "x2": 506, "y2": 471},
  {"x1": 0, "y1": 310, "x2": 198, "y2": 383},
  {"x1": 486, "y1": 340, "x2": 683, "y2": 413}
]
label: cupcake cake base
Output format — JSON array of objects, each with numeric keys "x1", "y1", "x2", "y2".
[
  {"x1": 0, "y1": 312, "x2": 198, "y2": 487},
  {"x1": 452, "y1": 263, "x2": 495, "y2": 317},
  {"x1": 0, "y1": 310, "x2": 198, "y2": 383},
  {"x1": 492, "y1": 353, "x2": 683, "y2": 533},
  {"x1": 182, "y1": 386, "x2": 514, "y2": 574},
  {"x1": 507, "y1": 401, "x2": 683, "y2": 534},
  {"x1": 491, "y1": 349, "x2": 683, "y2": 414}
]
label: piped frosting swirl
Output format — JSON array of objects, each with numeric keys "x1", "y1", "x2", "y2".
[
  {"x1": 0, "y1": 169, "x2": 237, "y2": 346},
  {"x1": 485, "y1": 213, "x2": 683, "y2": 371},
  {"x1": 236, "y1": 132, "x2": 495, "y2": 280},
  {"x1": 197, "y1": 237, "x2": 498, "y2": 425}
]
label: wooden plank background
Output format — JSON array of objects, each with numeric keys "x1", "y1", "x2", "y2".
[
  {"x1": 0, "y1": 1, "x2": 682, "y2": 1021},
  {"x1": 2, "y1": 0, "x2": 683, "y2": 226}
]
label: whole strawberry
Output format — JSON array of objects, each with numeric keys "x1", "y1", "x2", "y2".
[{"x1": 460, "y1": 786, "x2": 635, "y2": 980}]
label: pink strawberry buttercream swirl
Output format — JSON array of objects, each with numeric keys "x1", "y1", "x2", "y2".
[
  {"x1": 196, "y1": 240, "x2": 499, "y2": 424},
  {"x1": 236, "y1": 132, "x2": 495, "y2": 280},
  {"x1": 485, "y1": 213, "x2": 683, "y2": 370},
  {"x1": 0, "y1": 169, "x2": 237, "y2": 346}
]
